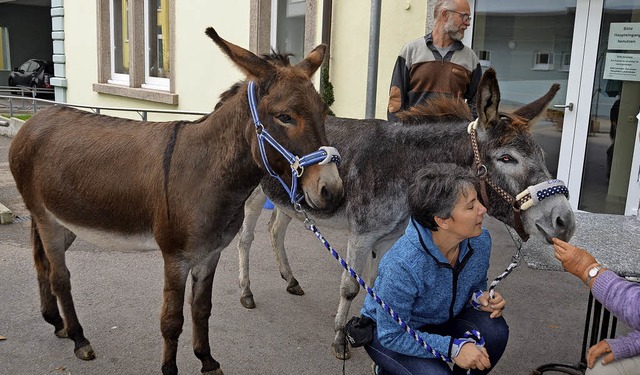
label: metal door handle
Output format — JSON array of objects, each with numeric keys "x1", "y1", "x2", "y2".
[{"x1": 554, "y1": 103, "x2": 574, "y2": 111}]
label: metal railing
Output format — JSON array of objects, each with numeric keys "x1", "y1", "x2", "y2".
[{"x1": 0, "y1": 89, "x2": 209, "y2": 121}]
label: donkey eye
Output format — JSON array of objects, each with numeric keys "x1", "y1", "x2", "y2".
[
  {"x1": 274, "y1": 114, "x2": 295, "y2": 126},
  {"x1": 498, "y1": 154, "x2": 516, "y2": 163}
]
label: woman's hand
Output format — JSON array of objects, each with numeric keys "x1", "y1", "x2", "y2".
[
  {"x1": 477, "y1": 291, "x2": 506, "y2": 318},
  {"x1": 587, "y1": 340, "x2": 614, "y2": 368},
  {"x1": 453, "y1": 343, "x2": 492, "y2": 371},
  {"x1": 552, "y1": 238, "x2": 598, "y2": 284}
]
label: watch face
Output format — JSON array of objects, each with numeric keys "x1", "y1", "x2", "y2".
[{"x1": 589, "y1": 267, "x2": 599, "y2": 277}]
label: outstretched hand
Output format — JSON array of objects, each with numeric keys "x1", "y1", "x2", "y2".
[{"x1": 552, "y1": 238, "x2": 598, "y2": 284}]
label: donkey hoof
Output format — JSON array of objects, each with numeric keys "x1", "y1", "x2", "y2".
[
  {"x1": 332, "y1": 342, "x2": 351, "y2": 360},
  {"x1": 54, "y1": 327, "x2": 68, "y2": 338},
  {"x1": 202, "y1": 369, "x2": 224, "y2": 375},
  {"x1": 286, "y1": 283, "x2": 304, "y2": 296},
  {"x1": 240, "y1": 296, "x2": 256, "y2": 309},
  {"x1": 74, "y1": 344, "x2": 96, "y2": 360}
]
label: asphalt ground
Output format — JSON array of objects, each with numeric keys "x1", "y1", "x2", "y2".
[{"x1": 0, "y1": 134, "x2": 632, "y2": 375}]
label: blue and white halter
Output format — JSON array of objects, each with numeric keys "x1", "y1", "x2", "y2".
[{"x1": 247, "y1": 81, "x2": 341, "y2": 204}]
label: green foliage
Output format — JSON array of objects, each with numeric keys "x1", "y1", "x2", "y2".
[
  {"x1": 0, "y1": 114, "x2": 31, "y2": 121},
  {"x1": 320, "y1": 62, "x2": 335, "y2": 115}
]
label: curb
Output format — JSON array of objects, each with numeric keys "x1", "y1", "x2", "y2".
[
  {"x1": 0, "y1": 202, "x2": 13, "y2": 224},
  {"x1": 0, "y1": 116, "x2": 25, "y2": 138}
]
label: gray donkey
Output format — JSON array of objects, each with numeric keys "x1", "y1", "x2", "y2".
[{"x1": 236, "y1": 68, "x2": 576, "y2": 359}]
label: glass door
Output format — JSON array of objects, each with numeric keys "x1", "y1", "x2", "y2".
[
  {"x1": 472, "y1": 0, "x2": 640, "y2": 216},
  {"x1": 472, "y1": 0, "x2": 579, "y2": 179},
  {"x1": 558, "y1": 0, "x2": 640, "y2": 215}
]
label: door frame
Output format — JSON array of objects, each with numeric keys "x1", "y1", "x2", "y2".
[{"x1": 553, "y1": 0, "x2": 639, "y2": 216}]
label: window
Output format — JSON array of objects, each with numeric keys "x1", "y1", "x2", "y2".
[
  {"x1": 143, "y1": 1, "x2": 170, "y2": 90},
  {"x1": 532, "y1": 51, "x2": 554, "y2": 71},
  {"x1": 272, "y1": 0, "x2": 306, "y2": 64},
  {"x1": 477, "y1": 50, "x2": 491, "y2": 67},
  {"x1": 109, "y1": 0, "x2": 129, "y2": 85},
  {"x1": 560, "y1": 53, "x2": 571, "y2": 72},
  {"x1": 0, "y1": 27, "x2": 10, "y2": 71},
  {"x1": 95, "y1": 0, "x2": 176, "y2": 104}
]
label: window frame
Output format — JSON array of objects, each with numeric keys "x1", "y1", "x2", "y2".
[
  {"x1": 95, "y1": 0, "x2": 177, "y2": 104},
  {"x1": 142, "y1": 2, "x2": 169, "y2": 90},
  {"x1": 108, "y1": 0, "x2": 130, "y2": 86},
  {"x1": 560, "y1": 52, "x2": 571, "y2": 72},
  {"x1": 532, "y1": 51, "x2": 555, "y2": 71},
  {"x1": 477, "y1": 49, "x2": 491, "y2": 67},
  {"x1": 0, "y1": 27, "x2": 11, "y2": 72}
]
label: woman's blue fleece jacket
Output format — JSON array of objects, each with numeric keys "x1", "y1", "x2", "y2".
[{"x1": 361, "y1": 218, "x2": 491, "y2": 359}]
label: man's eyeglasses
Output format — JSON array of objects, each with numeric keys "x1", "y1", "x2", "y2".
[{"x1": 447, "y1": 9, "x2": 472, "y2": 23}]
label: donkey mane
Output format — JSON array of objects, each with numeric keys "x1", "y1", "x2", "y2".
[
  {"x1": 214, "y1": 52, "x2": 296, "y2": 112},
  {"x1": 394, "y1": 95, "x2": 473, "y2": 123}
]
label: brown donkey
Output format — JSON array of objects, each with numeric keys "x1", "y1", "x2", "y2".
[{"x1": 8, "y1": 28, "x2": 343, "y2": 375}]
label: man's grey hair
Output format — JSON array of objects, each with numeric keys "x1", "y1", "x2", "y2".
[
  {"x1": 409, "y1": 163, "x2": 476, "y2": 231},
  {"x1": 434, "y1": 0, "x2": 458, "y2": 20}
]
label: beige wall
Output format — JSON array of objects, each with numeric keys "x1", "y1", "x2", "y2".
[
  {"x1": 328, "y1": 0, "x2": 428, "y2": 119},
  {"x1": 62, "y1": 0, "x2": 428, "y2": 121},
  {"x1": 63, "y1": 0, "x2": 252, "y2": 121}
]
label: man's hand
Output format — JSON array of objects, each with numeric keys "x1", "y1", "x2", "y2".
[
  {"x1": 476, "y1": 291, "x2": 506, "y2": 318},
  {"x1": 587, "y1": 340, "x2": 614, "y2": 368},
  {"x1": 453, "y1": 343, "x2": 492, "y2": 371},
  {"x1": 552, "y1": 238, "x2": 598, "y2": 284}
]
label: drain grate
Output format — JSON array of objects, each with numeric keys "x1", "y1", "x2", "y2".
[{"x1": 13, "y1": 215, "x2": 31, "y2": 223}]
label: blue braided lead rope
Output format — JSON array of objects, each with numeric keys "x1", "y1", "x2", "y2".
[
  {"x1": 488, "y1": 224, "x2": 523, "y2": 299},
  {"x1": 302, "y1": 218, "x2": 485, "y2": 371}
]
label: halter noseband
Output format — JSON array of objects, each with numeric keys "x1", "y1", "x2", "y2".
[
  {"x1": 247, "y1": 81, "x2": 341, "y2": 204},
  {"x1": 467, "y1": 120, "x2": 569, "y2": 241}
]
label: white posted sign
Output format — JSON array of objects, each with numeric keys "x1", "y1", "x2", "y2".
[
  {"x1": 609, "y1": 23, "x2": 640, "y2": 51},
  {"x1": 604, "y1": 53, "x2": 640, "y2": 82}
]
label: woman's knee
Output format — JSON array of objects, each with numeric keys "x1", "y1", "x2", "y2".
[{"x1": 586, "y1": 354, "x2": 640, "y2": 375}]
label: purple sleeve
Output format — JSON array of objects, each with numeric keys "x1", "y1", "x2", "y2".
[{"x1": 592, "y1": 270, "x2": 640, "y2": 359}]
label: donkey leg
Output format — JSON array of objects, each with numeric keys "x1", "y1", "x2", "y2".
[
  {"x1": 332, "y1": 236, "x2": 374, "y2": 359},
  {"x1": 160, "y1": 256, "x2": 190, "y2": 375},
  {"x1": 237, "y1": 187, "x2": 266, "y2": 309},
  {"x1": 191, "y1": 252, "x2": 224, "y2": 375},
  {"x1": 35, "y1": 217, "x2": 94, "y2": 360},
  {"x1": 268, "y1": 209, "x2": 302, "y2": 295},
  {"x1": 32, "y1": 220, "x2": 67, "y2": 338}
]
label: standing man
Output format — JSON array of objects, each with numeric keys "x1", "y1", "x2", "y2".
[{"x1": 387, "y1": 0, "x2": 481, "y2": 121}]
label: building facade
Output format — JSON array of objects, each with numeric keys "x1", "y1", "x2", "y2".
[{"x1": 0, "y1": 0, "x2": 638, "y2": 217}]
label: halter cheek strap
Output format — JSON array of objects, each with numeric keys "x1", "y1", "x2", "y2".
[
  {"x1": 467, "y1": 120, "x2": 570, "y2": 241},
  {"x1": 247, "y1": 81, "x2": 341, "y2": 204}
]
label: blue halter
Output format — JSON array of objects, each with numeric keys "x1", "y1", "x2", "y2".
[{"x1": 247, "y1": 81, "x2": 341, "y2": 204}]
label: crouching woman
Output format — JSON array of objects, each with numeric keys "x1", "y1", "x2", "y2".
[{"x1": 361, "y1": 164, "x2": 509, "y2": 374}]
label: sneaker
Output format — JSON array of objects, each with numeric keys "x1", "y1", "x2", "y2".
[{"x1": 371, "y1": 362, "x2": 380, "y2": 375}]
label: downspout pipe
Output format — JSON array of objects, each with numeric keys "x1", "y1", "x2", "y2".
[
  {"x1": 365, "y1": 0, "x2": 382, "y2": 119},
  {"x1": 321, "y1": 0, "x2": 332, "y2": 59}
]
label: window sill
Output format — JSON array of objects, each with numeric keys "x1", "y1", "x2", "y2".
[{"x1": 93, "y1": 83, "x2": 178, "y2": 105}]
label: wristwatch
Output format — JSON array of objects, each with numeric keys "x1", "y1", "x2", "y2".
[{"x1": 586, "y1": 265, "x2": 603, "y2": 285}]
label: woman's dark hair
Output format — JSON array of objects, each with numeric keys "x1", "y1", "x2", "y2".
[{"x1": 409, "y1": 163, "x2": 476, "y2": 230}]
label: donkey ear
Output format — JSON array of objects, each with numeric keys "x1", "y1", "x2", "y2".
[
  {"x1": 476, "y1": 68, "x2": 501, "y2": 127},
  {"x1": 205, "y1": 27, "x2": 275, "y2": 78},
  {"x1": 512, "y1": 83, "x2": 561, "y2": 122},
  {"x1": 296, "y1": 44, "x2": 327, "y2": 78}
]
